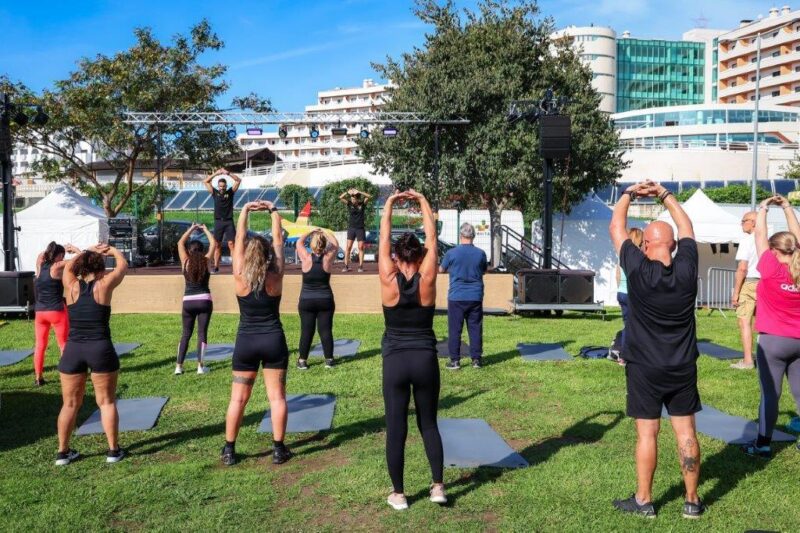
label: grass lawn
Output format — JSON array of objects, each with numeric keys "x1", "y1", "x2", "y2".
[{"x1": 1, "y1": 312, "x2": 799, "y2": 532}]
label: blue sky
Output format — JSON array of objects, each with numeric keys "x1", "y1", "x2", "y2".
[{"x1": 0, "y1": 0, "x2": 781, "y2": 112}]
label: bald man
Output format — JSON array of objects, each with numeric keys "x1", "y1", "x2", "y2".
[
  {"x1": 731, "y1": 211, "x2": 759, "y2": 369},
  {"x1": 609, "y1": 180, "x2": 705, "y2": 519}
]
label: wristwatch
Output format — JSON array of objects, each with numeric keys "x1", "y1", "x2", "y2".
[
  {"x1": 270, "y1": 207, "x2": 278, "y2": 213},
  {"x1": 626, "y1": 190, "x2": 637, "y2": 201}
]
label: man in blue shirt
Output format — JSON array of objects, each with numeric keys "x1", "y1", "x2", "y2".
[{"x1": 439, "y1": 222, "x2": 488, "y2": 369}]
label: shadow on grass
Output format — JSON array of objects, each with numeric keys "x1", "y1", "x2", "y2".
[
  {"x1": 482, "y1": 349, "x2": 522, "y2": 368},
  {"x1": 415, "y1": 411, "x2": 624, "y2": 505}
]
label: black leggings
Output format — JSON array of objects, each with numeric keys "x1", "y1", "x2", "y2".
[
  {"x1": 298, "y1": 298, "x2": 335, "y2": 360},
  {"x1": 177, "y1": 299, "x2": 213, "y2": 364},
  {"x1": 382, "y1": 349, "x2": 444, "y2": 494}
]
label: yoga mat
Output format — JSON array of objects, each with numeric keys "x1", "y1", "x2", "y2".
[
  {"x1": 517, "y1": 343, "x2": 572, "y2": 361},
  {"x1": 0, "y1": 350, "x2": 33, "y2": 367},
  {"x1": 258, "y1": 394, "x2": 336, "y2": 434},
  {"x1": 662, "y1": 404, "x2": 796, "y2": 445},
  {"x1": 698, "y1": 341, "x2": 743, "y2": 360},
  {"x1": 309, "y1": 339, "x2": 361, "y2": 358},
  {"x1": 76, "y1": 397, "x2": 168, "y2": 435},
  {"x1": 440, "y1": 418, "x2": 528, "y2": 468},
  {"x1": 437, "y1": 339, "x2": 470, "y2": 359},
  {"x1": 187, "y1": 343, "x2": 234, "y2": 361},
  {"x1": 114, "y1": 343, "x2": 141, "y2": 356}
]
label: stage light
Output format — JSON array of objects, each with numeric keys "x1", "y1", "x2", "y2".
[
  {"x1": 278, "y1": 125, "x2": 288, "y2": 139},
  {"x1": 246, "y1": 127, "x2": 263, "y2": 136},
  {"x1": 173, "y1": 130, "x2": 183, "y2": 140},
  {"x1": 309, "y1": 125, "x2": 320, "y2": 139},
  {"x1": 382, "y1": 125, "x2": 398, "y2": 137},
  {"x1": 227, "y1": 128, "x2": 237, "y2": 140},
  {"x1": 359, "y1": 127, "x2": 369, "y2": 139},
  {"x1": 32, "y1": 106, "x2": 48, "y2": 126},
  {"x1": 331, "y1": 123, "x2": 348, "y2": 136}
]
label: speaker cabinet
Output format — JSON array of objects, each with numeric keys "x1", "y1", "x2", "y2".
[
  {"x1": 517, "y1": 269, "x2": 594, "y2": 305},
  {"x1": 559, "y1": 270, "x2": 594, "y2": 304},
  {"x1": 539, "y1": 115, "x2": 571, "y2": 159},
  {"x1": 0, "y1": 271, "x2": 35, "y2": 308}
]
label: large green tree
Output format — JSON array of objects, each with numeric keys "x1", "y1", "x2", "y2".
[
  {"x1": 360, "y1": 0, "x2": 626, "y2": 264},
  {"x1": 3, "y1": 20, "x2": 270, "y2": 217}
]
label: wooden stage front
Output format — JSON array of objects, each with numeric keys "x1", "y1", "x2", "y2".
[{"x1": 114, "y1": 265, "x2": 514, "y2": 314}]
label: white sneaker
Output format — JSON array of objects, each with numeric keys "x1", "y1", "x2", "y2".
[
  {"x1": 387, "y1": 492, "x2": 408, "y2": 510},
  {"x1": 174, "y1": 365, "x2": 183, "y2": 375},
  {"x1": 429, "y1": 484, "x2": 447, "y2": 504},
  {"x1": 197, "y1": 365, "x2": 210, "y2": 375}
]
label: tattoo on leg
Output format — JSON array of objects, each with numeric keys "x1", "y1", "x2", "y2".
[
  {"x1": 232, "y1": 376, "x2": 255, "y2": 385},
  {"x1": 679, "y1": 438, "x2": 699, "y2": 473}
]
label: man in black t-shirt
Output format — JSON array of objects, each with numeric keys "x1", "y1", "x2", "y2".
[
  {"x1": 204, "y1": 168, "x2": 242, "y2": 272},
  {"x1": 609, "y1": 180, "x2": 705, "y2": 519},
  {"x1": 339, "y1": 187, "x2": 372, "y2": 272}
]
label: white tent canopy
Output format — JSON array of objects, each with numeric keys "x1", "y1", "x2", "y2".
[
  {"x1": 657, "y1": 189, "x2": 742, "y2": 244},
  {"x1": 0, "y1": 184, "x2": 108, "y2": 271}
]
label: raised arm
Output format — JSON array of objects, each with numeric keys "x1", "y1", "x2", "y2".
[
  {"x1": 295, "y1": 230, "x2": 312, "y2": 263},
  {"x1": 775, "y1": 195, "x2": 800, "y2": 240},
  {"x1": 339, "y1": 189, "x2": 351, "y2": 205},
  {"x1": 356, "y1": 189, "x2": 373, "y2": 201},
  {"x1": 35, "y1": 253, "x2": 44, "y2": 276},
  {"x1": 102, "y1": 246, "x2": 129, "y2": 290},
  {"x1": 229, "y1": 171, "x2": 242, "y2": 193},
  {"x1": 204, "y1": 168, "x2": 222, "y2": 194},
  {"x1": 233, "y1": 202, "x2": 255, "y2": 275},
  {"x1": 265, "y1": 200, "x2": 284, "y2": 274},
  {"x1": 51, "y1": 244, "x2": 81, "y2": 280},
  {"x1": 379, "y1": 190, "x2": 404, "y2": 281},
  {"x1": 407, "y1": 189, "x2": 438, "y2": 278},
  {"x1": 654, "y1": 182, "x2": 694, "y2": 241},
  {"x1": 610, "y1": 184, "x2": 639, "y2": 255},
  {"x1": 177, "y1": 223, "x2": 199, "y2": 264},
  {"x1": 199, "y1": 224, "x2": 217, "y2": 260},
  {"x1": 755, "y1": 198, "x2": 771, "y2": 258}
]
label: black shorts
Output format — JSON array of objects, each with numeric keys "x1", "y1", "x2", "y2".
[
  {"x1": 213, "y1": 219, "x2": 236, "y2": 243},
  {"x1": 346, "y1": 228, "x2": 366, "y2": 242},
  {"x1": 232, "y1": 331, "x2": 289, "y2": 371},
  {"x1": 625, "y1": 363, "x2": 701, "y2": 419},
  {"x1": 59, "y1": 339, "x2": 120, "y2": 374}
]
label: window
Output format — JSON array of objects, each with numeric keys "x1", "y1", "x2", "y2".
[
  {"x1": 751, "y1": 76, "x2": 757, "y2": 81},
  {"x1": 773, "y1": 71, "x2": 781, "y2": 77},
  {"x1": 751, "y1": 56, "x2": 758, "y2": 62},
  {"x1": 731, "y1": 80, "x2": 737, "y2": 86},
  {"x1": 795, "y1": 86, "x2": 800, "y2": 92},
  {"x1": 772, "y1": 31, "x2": 779, "y2": 38},
  {"x1": 772, "y1": 51, "x2": 781, "y2": 57},
  {"x1": 772, "y1": 90, "x2": 780, "y2": 97}
]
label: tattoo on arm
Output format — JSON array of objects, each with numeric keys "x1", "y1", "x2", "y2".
[
  {"x1": 232, "y1": 375, "x2": 256, "y2": 386},
  {"x1": 679, "y1": 438, "x2": 700, "y2": 473}
]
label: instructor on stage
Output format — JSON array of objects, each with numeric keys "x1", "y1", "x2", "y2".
[{"x1": 204, "y1": 168, "x2": 242, "y2": 273}]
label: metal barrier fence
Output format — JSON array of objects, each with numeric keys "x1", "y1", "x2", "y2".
[{"x1": 705, "y1": 267, "x2": 736, "y2": 317}]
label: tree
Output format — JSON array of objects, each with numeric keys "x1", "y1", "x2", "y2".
[
  {"x1": 360, "y1": 0, "x2": 626, "y2": 265},
  {"x1": 3, "y1": 20, "x2": 270, "y2": 217},
  {"x1": 83, "y1": 182, "x2": 173, "y2": 223},
  {"x1": 279, "y1": 184, "x2": 315, "y2": 215},
  {"x1": 317, "y1": 178, "x2": 379, "y2": 230},
  {"x1": 676, "y1": 184, "x2": 771, "y2": 203}
]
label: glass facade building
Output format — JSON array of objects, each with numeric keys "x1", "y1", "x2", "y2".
[{"x1": 616, "y1": 39, "x2": 706, "y2": 112}]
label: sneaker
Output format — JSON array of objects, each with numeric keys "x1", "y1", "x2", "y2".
[
  {"x1": 174, "y1": 365, "x2": 183, "y2": 375},
  {"x1": 55, "y1": 449, "x2": 80, "y2": 466},
  {"x1": 612, "y1": 495, "x2": 656, "y2": 518},
  {"x1": 342, "y1": 266, "x2": 351, "y2": 273},
  {"x1": 106, "y1": 448, "x2": 127, "y2": 464},
  {"x1": 788, "y1": 416, "x2": 800, "y2": 433},
  {"x1": 197, "y1": 365, "x2": 210, "y2": 375},
  {"x1": 607, "y1": 350, "x2": 620, "y2": 362},
  {"x1": 445, "y1": 360, "x2": 460, "y2": 371},
  {"x1": 682, "y1": 499, "x2": 706, "y2": 519},
  {"x1": 730, "y1": 360, "x2": 755, "y2": 370},
  {"x1": 296, "y1": 359, "x2": 309, "y2": 370},
  {"x1": 741, "y1": 440, "x2": 771, "y2": 458},
  {"x1": 212, "y1": 267, "x2": 220, "y2": 274},
  {"x1": 272, "y1": 446, "x2": 294, "y2": 465},
  {"x1": 387, "y1": 492, "x2": 408, "y2": 510},
  {"x1": 220, "y1": 445, "x2": 237, "y2": 466},
  {"x1": 357, "y1": 267, "x2": 364, "y2": 273},
  {"x1": 429, "y1": 484, "x2": 447, "y2": 504},
  {"x1": 34, "y1": 377, "x2": 46, "y2": 387},
  {"x1": 324, "y1": 358, "x2": 335, "y2": 369},
  {"x1": 471, "y1": 358, "x2": 483, "y2": 369}
]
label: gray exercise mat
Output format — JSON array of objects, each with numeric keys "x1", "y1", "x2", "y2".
[
  {"x1": 440, "y1": 418, "x2": 529, "y2": 468},
  {"x1": 518, "y1": 343, "x2": 572, "y2": 361},
  {"x1": 437, "y1": 339, "x2": 470, "y2": 359},
  {"x1": 258, "y1": 394, "x2": 336, "y2": 434},
  {"x1": 76, "y1": 397, "x2": 168, "y2": 435},
  {"x1": 115, "y1": 343, "x2": 141, "y2": 356},
  {"x1": 309, "y1": 339, "x2": 361, "y2": 358},
  {"x1": 698, "y1": 341, "x2": 743, "y2": 360},
  {"x1": 662, "y1": 404, "x2": 796, "y2": 445},
  {"x1": 187, "y1": 343, "x2": 234, "y2": 361},
  {"x1": 0, "y1": 349, "x2": 33, "y2": 367}
]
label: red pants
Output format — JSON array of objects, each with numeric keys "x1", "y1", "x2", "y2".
[{"x1": 34, "y1": 309, "x2": 69, "y2": 376}]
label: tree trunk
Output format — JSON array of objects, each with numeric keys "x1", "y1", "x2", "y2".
[{"x1": 488, "y1": 201, "x2": 503, "y2": 268}]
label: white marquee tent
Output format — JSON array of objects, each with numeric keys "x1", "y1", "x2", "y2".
[
  {"x1": 0, "y1": 184, "x2": 108, "y2": 271},
  {"x1": 657, "y1": 189, "x2": 742, "y2": 244}
]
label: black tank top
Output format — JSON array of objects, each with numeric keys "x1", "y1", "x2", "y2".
[
  {"x1": 67, "y1": 280, "x2": 112, "y2": 341},
  {"x1": 183, "y1": 261, "x2": 211, "y2": 296},
  {"x1": 300, "y1": 254, "x2": 332, "y2": 300},
  {"x1": 382, "y1": 273, "x2": 436, "y2": 356},
  {"x1": 35, "y1": 262, "x2": 65, "y2": 311},
  {"x1": 237, "y1": 287, "x2": 283, "y2": 335}
]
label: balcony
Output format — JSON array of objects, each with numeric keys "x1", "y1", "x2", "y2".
[{"x1": 719, "y1": 69, "x2": 800, "y2": 98}]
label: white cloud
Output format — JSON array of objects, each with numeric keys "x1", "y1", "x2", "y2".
[{"x1": 231, "y1": 42, "x2": 343, "y2": 70}]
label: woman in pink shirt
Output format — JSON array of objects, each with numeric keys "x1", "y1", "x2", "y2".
[{"x1": 743, "y1": 195, "x2": 800, "y2": 458}]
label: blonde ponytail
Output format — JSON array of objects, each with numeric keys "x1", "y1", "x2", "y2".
[
  {"x1": 768, "y1": 231, "x2": 800, "y2": 285},
  {"x1": 791, "y1": 248, "x2": 800, "y2": 287},
  {"x1": 310, "y1": 232, "x2": 328, "y2": 256}
]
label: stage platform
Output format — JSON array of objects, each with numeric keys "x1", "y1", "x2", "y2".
[{"x1": 108, "y1": 266, "x2": 514, "y2": 314}]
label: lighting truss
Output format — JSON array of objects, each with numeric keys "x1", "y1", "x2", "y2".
[{"x1": 122, "y1": 111, "x2": 469, "y2": 126}]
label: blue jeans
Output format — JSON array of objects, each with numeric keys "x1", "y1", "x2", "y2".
[
  {"x1": 617, "y1": 292, "x2": 630, "y2": 349},
  {"x1": 448, "y1": 300, "x2": 483, "y2": 360}
]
